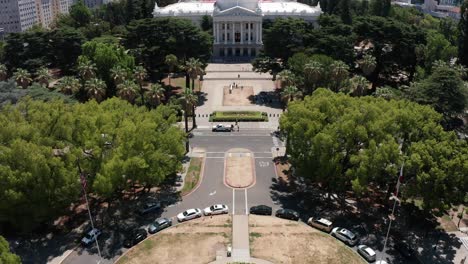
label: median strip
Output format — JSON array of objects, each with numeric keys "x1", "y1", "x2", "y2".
[{"x1": 181, "y1": 157, "x2": 204, "y2": 196}]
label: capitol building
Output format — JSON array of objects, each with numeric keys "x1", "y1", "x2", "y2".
[{"x1": 153, "y1": 0, "x2": 322, "y2": 59}]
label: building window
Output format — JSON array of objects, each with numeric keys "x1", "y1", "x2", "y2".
[
  {"x1": 250, "y1": 23, "x2": 253, "y2": 29},
  {"x1": 245, "y1": 23, "x2": 248, "y2": 29},
  {"x1": 227, "y1": 24, "x2": 230, "y2": 30},
  {"x1": 235, "y1": 32, "x2": 240, "y2": 43}
]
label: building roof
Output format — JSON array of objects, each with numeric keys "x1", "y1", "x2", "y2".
[{"x1": 153, "y1": 0, "x2": 321, "y2": 17}]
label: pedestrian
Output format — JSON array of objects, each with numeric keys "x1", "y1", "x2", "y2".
[
  {"x1": 237, "y1": 125, "x2": 239, "y2": 132},
  {"x1": 231, "y1": 124, "x2": 234, "y2": 131},
  {"x1": 238, "y1": 74, "x2": 240, "y2": 78},
  {"x1": 235, "y1": 120, "x2": 238, "y2": 126},
  {"x1": 236, "y1": 83, "x2": 238, "y2": 88}
]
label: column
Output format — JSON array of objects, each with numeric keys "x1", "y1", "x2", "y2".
[
  {"x1": 240, "y1": 22, "x2": 243, "y2": 44},
  {"x1": 216, "y1": 22, "x2": 220, "y2": 43},
  {"x1": 259, "y1": 22, "x2": 262, "y2": 44},
  {"x1": 255, "y1": 22, "x2": 259, "y2": 44},
  {"x1": 232, "y1": 22, "x2": 235, "y2": 44},
  {"x1": 224, "y1": 23, "x2": 227, "y2": 44},
  {"x1": 248, "y1": 22, "x2": 251, "y2": 44},
  {"x1": 224, "y1": 48, "x2": 227, "y2": 57}
]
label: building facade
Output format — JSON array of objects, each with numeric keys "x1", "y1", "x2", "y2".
[{"x1": 153, "y1": 0, "x2": 322, "y2": 59}]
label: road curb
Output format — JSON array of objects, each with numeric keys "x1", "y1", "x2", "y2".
[
  {"x1": 55, "y1": 245, "x2": 78, "y2": 264},
  {"x1": 223, "y1": 149, "x2": 256, "y2": 189}
]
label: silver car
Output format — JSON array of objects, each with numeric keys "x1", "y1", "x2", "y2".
[
  {"x1": 203, "y1": 204, "x2": 229, "y2": 215},
  {"x1": 357, "y1": 245, "x2": 377, "y2": 262},
  {"x1": 331, "y1": 227, "x2": 359, "y2": 246},
  {"x1": 148, "y1": 218, "x2": 172, "y2": 234},
  {"x1": 177, "y1": 208, "x2": 202, "y2": 222}
]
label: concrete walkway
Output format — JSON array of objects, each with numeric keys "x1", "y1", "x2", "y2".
[{"x1": 232, "y1": 215, "x2": 250, "y2": 262}]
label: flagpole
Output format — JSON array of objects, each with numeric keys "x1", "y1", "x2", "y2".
[{"x1": 77, "y1": 159, "x2": 103, "y2": 263}]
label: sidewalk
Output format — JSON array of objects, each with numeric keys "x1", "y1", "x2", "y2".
[{"x1": 232, "y1": 215, "x2": 250, "y2": 262}]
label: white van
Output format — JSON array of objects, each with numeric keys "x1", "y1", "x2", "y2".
[{"x1": 307, "y1": 217, "x2": 333, "y2": 233}]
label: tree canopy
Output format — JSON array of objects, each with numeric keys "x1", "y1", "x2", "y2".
[
  {"x1": 280, "y1": 89, "x2": 468, "y2": 211},
  {"x1": 0, "y1": 98, "x2": 185, "y2": 231},
  {"x1": 0, "y1": 236, "x2": 20, "y2": 264}
]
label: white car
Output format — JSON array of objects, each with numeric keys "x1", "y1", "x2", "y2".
[
  {"x1": 357, "y1": 245, "x2": 377, "y2": 262},
  {"x1": 177, "y1": 208, "x2": 202, "y2": 222},
  {"x1": 204, "y1": 204, "x2": 229, "y2": 215},
  {"x1": 81, "y1": 228, "x2": 101, "y2": 246},
  {"x1": 212, "y1": 124, "x2": 232, "y2": 132},
  {"x1": 331, "y1": 227, "x2": 359, "y2": 246}
]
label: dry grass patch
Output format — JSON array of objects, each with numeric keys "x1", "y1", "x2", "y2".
[
  {"x1": 181, "y1": 157, "x2": 203, "y2": 196},
  {"x1": 117, "y1": 215, "x2": 231, "y2": 264},
  {"x1": 223, "y1": 86, "x2": 254, "y2": 106},
  {"x1": 249, "y1": 215, "x2": 365, "y2": 264}
]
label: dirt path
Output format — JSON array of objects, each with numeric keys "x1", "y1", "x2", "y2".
[
  {"x1": 225, "y1": 148, "x2": 255, "y2": 188},
  {"x1": 249, "y1": 215, "x2": 365, "y2": 264}
]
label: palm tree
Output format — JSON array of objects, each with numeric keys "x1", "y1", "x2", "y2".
[
  {"x1": 145, "y1": 83, "x2": 166, "y2": 108},
  {"x1": 110, "y1": 65, "x2": 128, "y2": 85},
  {"x1": 277, "y1": 69, "x2": 296, "y2": 88},
  {"x1": 57, "y1": 76, "x2": 80, "y2": 95},
  {"x1": 85, "y1": 78, "x2": 106, "y2": 102},
  {"x1": 117, "y1": 79, "x2": 139, "y2": 103},
  {"x1": 185, "y1": 58, "x2": 203, "y2": 91},
  {"x1": 358, "y1": 54, "x2": 377, "y2": 76},
  {"x1": 280, "y1": 85, "x2": 302, "y2": 110},
  {"x1": 133, "y1": 66, "x2": 147, "y2": 104},
  {"x1": 165, "y1": 54, "x2": 178, "y2": 86},
  {"x1": 346, "y1": 76, "x2": 371, "y2": 96},
  {"x1": 13, "y1": 68, "x2": 32, "y2": 89},
  {"x1": 180, "y1": 87, "x2": 198, "y2": 131},
  {"x1": 330, "y1": 61, "x2": 349, "y2": 92},
  {"x1": 36, "y1": 67, "x2": 51, "y2": 89},
  {"x1": 78, "y1": 60, "x2": 97, "y2": 81},
  {"x1": 0, "y1": 64, "x2": 8, "y2": 81},
  {"x1": 304, "y1": 60, "x2": 323, "y2": 91}
]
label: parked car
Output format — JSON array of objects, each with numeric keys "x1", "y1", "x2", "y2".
[
  {"x1": 148, "y1": 218, "x2": 172, "y2": 234},
  {"x1": 123, "y1": 229, "x2": 147, "y2": 248},
  {"x1": 249, "y1": 205, "x2": 272, "y2": 215},
  {"x1": 212, "y1": 124, "x2": 232, "y2": 132},
  {"x1": 331, "y1": 227, "x2": 359, "y2": 246},
  {"x1": 394, "y1": 241, "x2": 416, "y2": 259},
  {"x1": 81, "y1": 228, "x2": 102, "y2": 246},
  {"x1": 136, "y1": 201, "x2": 161, "y2": 215},
  {"x1": 204, "y1": 204, "x2": 229, "y2": 216},
  {"x1": 275, "y1": 209, "x2": 299, "y2": 221},
  {"x1": 177, "y1": 208, "x2": 202, "y2": 222},
  {"x1": 357, "y1": 245, "x2": 377, "y2": 262},
  {"x1": 307, "y1": 217, "x2": 333, "y2": 233}
]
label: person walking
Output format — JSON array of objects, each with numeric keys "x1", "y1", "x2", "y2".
[{"x1": 237, "y1": 124, "x2": 239, "y2": 132}]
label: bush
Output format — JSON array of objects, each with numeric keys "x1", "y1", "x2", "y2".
[{"x1": 209, "y1": 111, "x2": 268, "y2": 122}]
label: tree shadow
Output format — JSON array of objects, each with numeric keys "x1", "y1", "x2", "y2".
[{"x1": 247, "y1": 91, "x2": 283, "y2": 109}]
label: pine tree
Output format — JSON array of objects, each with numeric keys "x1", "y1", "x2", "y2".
[{"x1": 459, "y1": 0, "x2": 468, "y2": 66}]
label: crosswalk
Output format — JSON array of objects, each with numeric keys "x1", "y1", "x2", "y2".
[{"x1": 460, "y1": 237, "x2": 468, "y2": 250}]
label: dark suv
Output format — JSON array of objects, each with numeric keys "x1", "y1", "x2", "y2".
[
  {"x1": 137, "y1": 201, "x2": 161, "y2": 215},
  {"x1": 275, "y1": 209, "x2": 299, "y2": 221},
  {"x1": 123, "y1": 229, "x2": 147, "y2": 248},
  {"x1": 249, "y1": 205, "x2": 272, "y2": 215}
]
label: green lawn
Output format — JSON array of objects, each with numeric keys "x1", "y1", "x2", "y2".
[
  {"x1": 181, "y1": 157, "x2": 203, "y2": 196},
  {"x1": 209, "y1": 111, "x2": 268, "y2": 122},
  {"x1": 168, "y1": 77, "x2": 202, "y2": 92}
]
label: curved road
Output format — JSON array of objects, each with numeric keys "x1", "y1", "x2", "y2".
[{"x1": 63, "y1": 129, "x2": 281, "y2": 264}]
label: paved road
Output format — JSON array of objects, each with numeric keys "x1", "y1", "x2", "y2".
[{"x1": 62, "y1": 129, "x2": 280, "y2": 264}]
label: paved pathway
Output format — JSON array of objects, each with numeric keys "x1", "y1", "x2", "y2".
[{"x1": 232, "y1": 215, "x2": 250, "y2": 262}]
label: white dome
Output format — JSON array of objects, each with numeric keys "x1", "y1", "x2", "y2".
[{"x1": 215, "y1": 0, "x2": 258, "y2": 11}]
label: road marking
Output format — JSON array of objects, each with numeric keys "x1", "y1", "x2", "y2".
[
  {"x1": 255, "y1": 157, "x2": 273, "y2": 159},
  {"x1": 259, "y1": 161, "x2": 270, "y2": 167},
  {"x1": 209, "y1": 190, "x2": 216, "y2": 196},
  {"x1": 232, "y1": 189, "x2": 235, "y2": 214},
  {"x1": 460, "y1": 237, "x2": 468, "y2": 250},
  {"x1": 205, "y1": 157, "x2": 225, "y2": 159},
  {"x1": 244, "y1": 189, "x2": 248, "y2": 215}
]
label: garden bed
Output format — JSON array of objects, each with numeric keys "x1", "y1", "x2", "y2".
[{"x1": 209, "y1": 111, "x2": 268, "y2": 122}]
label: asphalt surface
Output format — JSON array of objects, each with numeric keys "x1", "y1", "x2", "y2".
[{"x1": 62, "y1": 129, "x2": 281, "y2": 264}]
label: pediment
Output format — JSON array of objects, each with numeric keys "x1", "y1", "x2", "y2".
[{"x1": 215, "y1": 6, "x2": 260, "y2": 17}]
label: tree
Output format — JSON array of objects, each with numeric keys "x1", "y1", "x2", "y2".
[
  {"x1": 36, "y1": 67, "x2": 51, "y2": 88},
  {"x1": 110, "y1": 65, "x2": 128, "y2": 85},
  {"x1": 3, "y1": 31, "x2": 51, "y2": 72},
  {"x1": 458, "y1": 0, "x2": 468, "y2": 66},
  {"x1": 280, "y1": 85, "x2": 302, "y2": 107},
  {"x1": 85, "y1": 78, "x2": 106, "y2": 102},
  {"x1": 145, "y1": 83, "x2": 166, "y2": 108},
  {"x1": 165, "y1": 54, "x2": 178, "y2": 86},
  {"x1": 69, "y1": 0, "x2": 91, "y2": 27},
  {"x1": 345, "y1": 75, "x2": 371, "y2": 96},
  {"x1": 330, "y1": 60, "x2": 349, "y2": 91},
  {"x1": 13, "y1": 68, "x2": 32, "y2": 89},
  {"x1": 252, "y1": 56, "x2": 283, "y2": 80},
  {"x1": 408, "y1": 65, "x2": 467, "y2": 126},
  {"x1": 78, "y1": 59, "x2": 97, "y2": 81},
  {"x1": 49, "y1": 27, "x2": 85, "y2": 75},
  {"x1": 280, "y1": 88, "x2": 468, "y2": 210},
  {"x1": 184, "y1": 58, "x2": 203, "y2": 91},
  {"x1": 57, "y1": 76, "x2": 81, "y2": 95},
  {"x1": 357, "y1": 54, "x2": 377, "y2": 77},
  {"x1": 125, "y1": 18, "x2": 211, "y2": 81},
  {"x1": 0, "y1": 64, "x2": 7, "y2": 81},
  {"x1": 424, "y1": 31, "x2": 457, "y2": 71},
  {"x1": 0, "y1": 236, "x2": 21, "y2": 264},
  {"x1": 180, "y1": 87, "x2": 198, "y2": 130},
  {"x1": 133, "y1": 65, "x2": 147, "y2": 104},
  {"x1": 338, "y1": 0, "x2": 352, "y2": 24},
  {"x1": 304, "y1": 60, "x2": 323, "y2": 92},
  {"x1": 117, "y1": 79, "x2": 139, "y2": 103},
  {"x1": 277, "y1": 69, "x2": 297, "y2": 88},
  {"x1": 201, "y1": 15, "x2": 213, "y2": 32}
]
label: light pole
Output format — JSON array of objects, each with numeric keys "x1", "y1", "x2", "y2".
[
  {"x1": 378, "y1": 160, "x2": 404, "y2": 263},
  {"x1": 76, "y1": 159, "x2": 103, "y2": 263}
]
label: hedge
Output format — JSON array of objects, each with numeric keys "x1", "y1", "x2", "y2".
[{"x1": 209, "y1": 111, "x2": 268, "y2": 122}]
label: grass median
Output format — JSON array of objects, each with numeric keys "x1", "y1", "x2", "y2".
[
  {"x1": 181, "y1": 157, "x2": 203, "y2": 196},
  {"x1": 209, "y1": 111, "x2": 268, "y2": 122}
]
